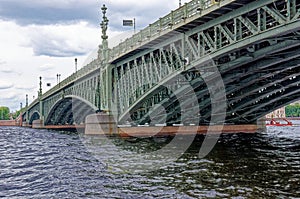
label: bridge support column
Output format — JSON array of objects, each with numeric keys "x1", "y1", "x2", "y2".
[
  {"x1": 85, "y1": 112, "x2": 117, "y2": 135},
  {"x1": 32, "y1": 119, "x2": 44, "y2": 129},
  {"x1": 257, "y1": 117, "x2": 267, "y2": 132},
  {"x1": 22, "y1": 122, "x2": 31, "y2": 127}
]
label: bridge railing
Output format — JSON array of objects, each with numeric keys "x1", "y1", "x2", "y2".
[
  {"x1": 109, "y1": 0, "x2": 219, "y2": 61},
  {"x1": 40, "y1": 59, "x2": 100, "y2": 101}
]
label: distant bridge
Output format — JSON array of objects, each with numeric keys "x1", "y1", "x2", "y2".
[{"x1": 23, "y1": 0, "x2": 300, "y2": 131}]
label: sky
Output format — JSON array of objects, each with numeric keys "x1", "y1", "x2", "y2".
[{"x1": 0, "y1": 0, "x2": 190, "y2": 111}]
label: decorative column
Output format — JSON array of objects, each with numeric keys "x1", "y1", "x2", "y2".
[
  {"x1": 32, "y1": 77, "x2": 45, "y2": 128},
  {"x1": 99, "y1": 4, "x2": 112, "y2": 112},
  {"x1": 25, "y1": 94, "x2": 29, "y2": 125},
  {"x1": 100, "y1": 5, "x2": 109, "y2": 61},
  {"x1": 85, "y1": 4, "x2": 116, "y2": 135},
  {"x1": 75, "y1": 58, "x2": 78, "y2": 73},
  {"x1": 38, "y1": 76, "x2": 44, "y2": 125}
]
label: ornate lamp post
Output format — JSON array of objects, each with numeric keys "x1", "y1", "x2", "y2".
[
  {"x1": 39, "y1": 77, "x2": 42, "y2": 96},
  {"x1": 98, "y1": 4, "x2": 112, "y2": 111},
  {"x1": 57, "y1": 74, "x2": 61, "y2": 87},
  {"x1": 75, "y1": 58, "x2": 78, "y2": 73},
  {"x1": 38, "y1": 76, "x2": 44, "y2": 124},
  {"x1": 25, "y1": 94, "x2": 29, "y2": 123},
  {"x1": 26, "y1": 94, "x2": 28, "y2": 107},
  {"x1": 100, "y1": 4, "x2": 109, "y2": 61}
]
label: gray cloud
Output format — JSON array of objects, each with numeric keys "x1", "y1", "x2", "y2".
[
  {"x1": 38, "y1": 64, "x2": 55, "y2": 72},
  {"x1": 0, "y1": 68, "x2": 13, "y2": 73},
  {"x1": 30, "y1": 35, "x2": 87, "y2": 57},
  {"x1": 15, "y1": 85, "x2": 36, "y2": 90},
  {"x1": 0, "y1": 92, "x2": 24, "y2": 111},
  {"x1": 0, "y1": 66, "x2": 22, "y2": 76},
  {"x1": 0, "y1": 60, "x2": 6, "y2": 65},
  {"x1": 44, "y1": 76, "x2": 56, "y2": 82},
  {"x1": 0, "y1": 0, "x2": 99, "y2": 26},
  {"x1": 0, "y1": 0, "x2": 176, "y2": 31},
  {"x1": 26, "y1": 22, "x2": 99, "y2": 57},
  {"x1": 102, "y1": 1, "x2": 176, "y2": 31},
  {"x1": 0, "y1": 83, "x2": 14, "y2": 90}
]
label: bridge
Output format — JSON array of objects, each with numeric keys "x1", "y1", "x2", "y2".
[{"x1": 22, "y1": 0, "x2": 300, "y2": 134}]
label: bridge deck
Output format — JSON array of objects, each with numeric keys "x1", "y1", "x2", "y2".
[{"x1": 110, "y1": 0, "x2": 253, "y2": 64}]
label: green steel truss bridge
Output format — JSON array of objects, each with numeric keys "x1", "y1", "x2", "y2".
[{"x1": 23, "y1": 0, "x2": 300, "y2": 127}]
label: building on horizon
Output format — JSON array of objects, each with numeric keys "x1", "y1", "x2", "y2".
[
  {"x1": 266, "y1": 100, "x2": 300, "y2": 118},
  {"x1": 266, "y1": 107, "x2": 286, "y2": 118}
]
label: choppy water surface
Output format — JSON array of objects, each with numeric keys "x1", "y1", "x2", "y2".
[{"x1": 0, "y1": 125, "x2": 299, "y2": 198}]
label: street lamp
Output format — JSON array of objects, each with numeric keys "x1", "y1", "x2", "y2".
[
  {"x1": 179, "y1": 0, "x2": 182, "y2": 7},
  {"x1": 57, "y1": 74, "x2": 61, "y2": 88},
  {"x1": 57, "y1": 74, "x2": 61, "y2": 85},
  {"x1": 26, "y1": 94, "x2": 28, "y2": 107},
  {"x1": 75, "y1": 58, "x2": 78, "y2": 73}
]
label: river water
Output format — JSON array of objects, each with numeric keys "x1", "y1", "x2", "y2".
[{"x1": 0, "y1": 124, "x2": 299, "y2": 198}]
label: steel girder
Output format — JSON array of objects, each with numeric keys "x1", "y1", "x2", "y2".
[
  {"x1": 135, "y1": 35, "x2": 300, "y2": 125},
  {"x1": 114, "y1": 0, "x2": 300, "y2": 125}
]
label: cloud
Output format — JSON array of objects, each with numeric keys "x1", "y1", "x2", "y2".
[
  {"x1": 0, "y1": 60, "x2": 6, "y2": 65},
  {"x1": 15, "y1": 85, "x2": 36, "y2": 90},
  {"x1": 1, "y1": 68, "x2": 13, "y2": 73},
  {"x1": 39, "y1": 63, "x2": 55, "y2": 72},
  {"x1": 0, "y1": 91, "x2": 18, "y2": 99},
  {"x1": 0, "y1": 0, "x2": 183, "y2": 30},
  {"x1": 26, "y1": 22, "x2": 100, "y2": 57},
  {"x1": 43, "y1": 76, "x2": 56, "y2": 82},
  {"x1": 0, "y1": 0, "x2": 98, "y2": 26},
  {"x1": 0, "y1": 66, "x2": 21, "y2": 75},
  {"x1": 0, "y1": 60, "x2": 14, "y2": 74},
  {"x1": 0, "y1": 90, "x2": 25, "y2": 111},
  {"x1": 0, "y1": 82, "x2": 14, "y2": 90},
  {"x1": 101, "y1": 0, "x2": 178, "y2": 31}
]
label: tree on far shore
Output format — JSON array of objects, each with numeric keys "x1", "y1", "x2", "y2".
[
  {"x1": 286, "y1": 103, "x2": 300, "y2": 117},
  {"x1": 0, "y1": 106, "x2": 10, "y2": 120}
]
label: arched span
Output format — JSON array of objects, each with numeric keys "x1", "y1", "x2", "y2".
[
  {"x1": 118, "y1": 32, "x2": 300, "y2": 125},
  {"x1": 29, "y1": 111, "x2": 40, "y2": 125},
  {"x1": 45, "y1": 95, "x2": 98, "y2": 125}
]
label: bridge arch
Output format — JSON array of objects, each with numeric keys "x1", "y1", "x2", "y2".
[
  {"x1": 29, "y1": 111, "x2": 40, "y2": 125},
  {"x1": 45, "y1": 95, "x2": 97, "y2": 125}
]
